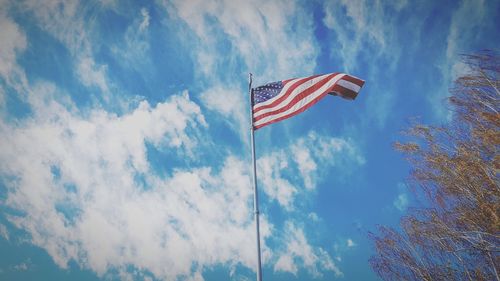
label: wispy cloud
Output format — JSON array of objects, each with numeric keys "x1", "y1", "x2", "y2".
[
  {"x1": 199, "y1": 85, "x2": 247, "y2": 139},
  {"x1": 77, "y1": 57, "x2": 110, "y2": 94},
  {"x1": 347, "y1": 238, "x2": 356, "y2": 248},
  {"x1": 0, "y1": 16, "x2": 27, "y2": 81},
  {"x1": 257, "y1": 151, "x2": 297, "y2": 210},
  {"x1": 111, "y1": 6, "x2": 152, "y2": 74},
  {"x1": 0, "y1": 14, "x2": 29, "y2": 96},
  {"x1": 293, "y1": 131, "x2": 366, "y2": 189},
  {"x1": 22, "y1": 1, "x2": 117, "y2": 101},
  {"x1": 0, "y1": 223, "x2": 8, "y2": 241},
  {"x1": 393, "y1": 183, "x2": 409, "y2": 211},
  {"x1": 322, "y1": 0, "x2": 404, "y2": 128},
  {"x1": 12, "y1": 259, "x2": 31, "y2": 271},
  {"x1": 291, "y1": 143, "x2": 317, "y2": 190},
  {"x1": 168, "y1": 0, "x2": 317, "y2": 79},
  {"x1": 432, "y1": 0, "x2": 492, "y2": 120},
  {"x1": 394, "y1": 193, "x2": 409, "y2": 211},
  {"x1": 274, "y1": 222, "x2": 343, "y2": 278},
  {"x1": 445, "y1": 0, "x2": 487, "y2": 61},
  {"x1": 257, "y1": 131, "x2": 365, "y2": 210},
  {"x1": 323, "y1": 0, "x2": 389, "y2": 72},
  {"x1": 139, "y1": 8, "x2": 150, "y2": 32}
]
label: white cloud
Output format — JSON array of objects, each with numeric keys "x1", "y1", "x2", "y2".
[
  {"x1": 200, "y1": 86, "x2": 243, "y2": 119},
  {"x1": 274, "y1": 254, "x2": 296, "y2": 275},
  {"x1": 322, "y1": 0, "x2": 403, "y2": 128},
  {"x1": 0, "y1": 87, "x2": 5, "y2": 109},
  {"x1": 446, "y1": 0, "x2": 486, "y2": 61},
  {"x1": 0, "y1": 223, "x2": 8, "y2": 241},
  {"x1": 394, "y1": 193, "x2": 409, "y2": 211},
  {"x1": 139, "y1": 8, "x2": 150, "y2": 32},
  {"x1": 77, "y1": 57, "x2": 110, "y2": 95},
  {"x1": 308, "y1": 212, "x2": 319, "y2": 222},
  {"x1": 200, "y1": 85, "x2": 247, "y2": 140},
  {"x1": 0, "y1": 14, "x2": 29, "y2": 95},
  {"x1": 23, "y1": 0, "x2": 86, "y2": 54},
  {"x1": 274, "y1": 222, "x2": 342, "y2": 278},
  {"x1": 393, "y1": 0, "x2": 409, "y2": 11},
  {"x1": 347, "y1": 238, "x2": 356, "y2": 248},
  {"x1": 0, "y1": 16, "x2": 27, "y2": 81},
  {"x1": 394, "y1": 183, "x2": 409, "y2": 211},
  {"x1": 13, "y1": 260, "x2": 31, "y2": 271},
  {"x1": 109, "y1": 5, "x2": 152, "y2": 77},
  {"x1": 169, "y1": 0, "x2": 317, "y2": 79},
  {"x1": 432, "y1": 0, "x2": 488, "y2": 120},
  {"x1": 257, "y1": 131, "x2": 365, "y2": 210},
  {"x1": 323, "y1": 0, "x2": 390, "y2": 72},
  {"x1": 292, "y1": 131, "x2": 366, "y2": 187},
  {"x1": 22, "y1": 0, "x2": 114, "y2": 99},
  {"x1": 257, "y1": 151, "x2": 297, "y2": 210},
  {"x1": 291, "y1": 144, "x2": 317, "y2": 190}
]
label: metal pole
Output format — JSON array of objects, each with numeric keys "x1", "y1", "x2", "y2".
[{"x1": 248, "y1": 73, "x2": 263, "y2": 281}]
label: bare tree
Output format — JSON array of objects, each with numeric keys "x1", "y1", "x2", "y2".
[{"x1": 370, "y1": 51, "x2": 500, "y2": 281}]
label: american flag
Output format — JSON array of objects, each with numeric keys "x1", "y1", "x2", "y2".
[{"x1": 252, "y1": 72, "x2": 365, "y2": 130}]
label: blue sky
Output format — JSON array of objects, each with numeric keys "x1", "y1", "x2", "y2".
[{"x1": 0, "y1": 0, "x2": 499, "y2": 280}]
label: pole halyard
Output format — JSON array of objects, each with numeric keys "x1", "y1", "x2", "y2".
[{"x1": 249, "y1": 73, "x2": 263, "y2": 281}]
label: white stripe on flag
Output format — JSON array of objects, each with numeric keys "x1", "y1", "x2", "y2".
[
  {"x1": 337, "y1": 78, "x2": 361, "y2": 93},
  {"x1": 253, "y1": 74, "x2": 345, "y2": 128}
]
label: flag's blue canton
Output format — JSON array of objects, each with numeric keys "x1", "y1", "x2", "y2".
[{"x1": 253, "y1": 81, "x2": 284, "y2": 105}]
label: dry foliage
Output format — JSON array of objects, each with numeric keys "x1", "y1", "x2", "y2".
[{"x1": 370, "y1": 52, "x2": 500, "y2": 281}]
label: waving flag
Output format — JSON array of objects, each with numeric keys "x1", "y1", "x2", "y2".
[{"x1": 252, "y1": 72, "x2": 365, "y2": 129}]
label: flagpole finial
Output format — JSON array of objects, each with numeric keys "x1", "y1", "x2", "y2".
[{"x1": 249, "y1": 73, "x2": 253, "y2": 86}]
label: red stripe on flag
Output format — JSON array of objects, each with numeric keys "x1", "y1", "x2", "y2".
[
  {"x1": 329, "y1": 84, "x2": 358, "y2": 100},
  {"x1": 341, "y1": 74, "x2": 365, "y2": 87}
]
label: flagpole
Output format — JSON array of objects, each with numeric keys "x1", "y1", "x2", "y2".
[{"x1": 248, "y1": 73, "x2": 263, "y2": 281}]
